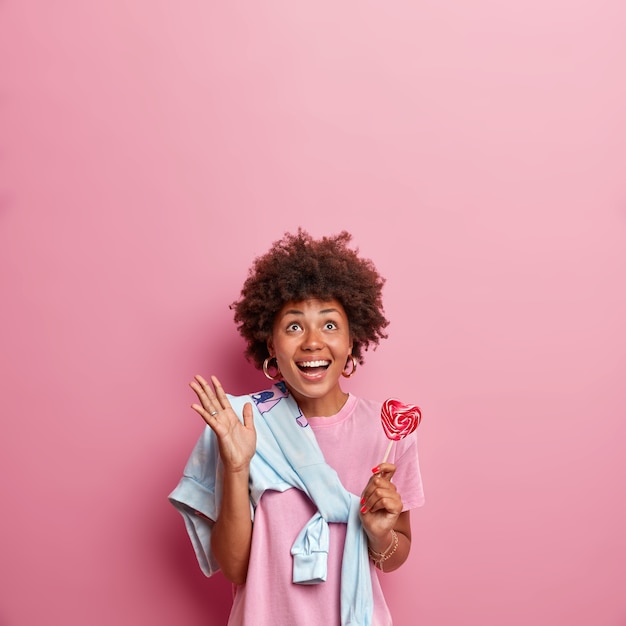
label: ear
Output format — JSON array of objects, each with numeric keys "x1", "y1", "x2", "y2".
[{"x1": 266, "y1": 338, "x2": 274, "y2": 357}]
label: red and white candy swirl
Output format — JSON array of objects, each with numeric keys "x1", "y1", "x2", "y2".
[{"x1": 381, "y1": 398, "x2": 422, "y2": 441}]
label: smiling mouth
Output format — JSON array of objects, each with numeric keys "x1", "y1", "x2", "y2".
[{"x1": 297, "y1": 360, "x2": 330, "y2": 375}]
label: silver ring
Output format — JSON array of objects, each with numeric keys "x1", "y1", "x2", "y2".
[{"x1": 209, "y1": 410, "x2": 218, "y2": 416}]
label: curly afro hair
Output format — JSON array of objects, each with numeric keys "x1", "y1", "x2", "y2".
[{"x1": 231, "y1": 229, "x2": 389, "y2": 369}]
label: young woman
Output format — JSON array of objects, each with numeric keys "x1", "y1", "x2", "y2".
[{"x1": 169, "y1": 230, "x2": 424, "y2": 626}]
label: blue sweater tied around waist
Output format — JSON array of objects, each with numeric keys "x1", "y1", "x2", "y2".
[{"x1": 169, "y1": 382, "x2": 373, "y2": 626}]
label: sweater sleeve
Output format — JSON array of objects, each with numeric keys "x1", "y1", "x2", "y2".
[{"x1": 168, "y1": 427, "x2": 224, "y2": 576}]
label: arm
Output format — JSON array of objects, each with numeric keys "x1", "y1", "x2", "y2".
[
  {"x1": 209, "y1": 465, "x2": 253, "y2": 584},
  {"x1": 190, "y1": 375, "x2": 257, "y2": 584},
  {"x1": 359, "y1": 462, "x2": 412, "y2": 573}
]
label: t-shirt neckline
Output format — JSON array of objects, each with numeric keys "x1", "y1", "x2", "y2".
[{"x1": 306, "y1": 393, "x2": 357, "y2": 428}]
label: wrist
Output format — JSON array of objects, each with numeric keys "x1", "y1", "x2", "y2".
[
  {"x1": 222, "y1": 462, "x2": 251, "y2": 478},
  {"x1": 367, "y1": 529, "x2": 394, "y2": 554},
  {"x1": 368, "y1": 529, "x2": 399, "y2": 571}
]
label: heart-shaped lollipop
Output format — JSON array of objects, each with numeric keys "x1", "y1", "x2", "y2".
[{"x1": 380, "y1": 398, "x2": 422, "y2": 462}]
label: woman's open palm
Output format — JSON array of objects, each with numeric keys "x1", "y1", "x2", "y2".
[{"x1": 190, "y1": 374, "x2": 256, "y2": 472}]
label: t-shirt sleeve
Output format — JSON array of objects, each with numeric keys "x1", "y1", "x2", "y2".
[
  {"x1": 392, "y1": 431, "x2": 426, "y2": 511},
  {"x1": 168, "y1": 426, "x2": 224, "y2": 576}
]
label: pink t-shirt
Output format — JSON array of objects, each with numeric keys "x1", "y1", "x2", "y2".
[{"x1": 227, "y1": 394, "x2": 425, "y2": 626}]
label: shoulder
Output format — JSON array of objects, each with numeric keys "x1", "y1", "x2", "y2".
[
  {"x1": 350, "y1": 395, "x2": 382, "y2": 415},
  {"x1": 342, "y1": 396, "x2": 383, "y2": 438}
]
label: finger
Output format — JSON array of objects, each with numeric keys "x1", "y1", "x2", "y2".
[
  {"x1": 189, "y1": 385, "x2": 218, "y2": 417},
  {"x1": 190, "y1": 377, "x2": 220, "y2": 415},
  {"x1": 362, "y1": 495, "x2": 402, "y2": 518},
  {"x1": 372, "y1": 462, "x2": 397, "y2": 480},
  {"x1": 242, "y1": 402, "x2": 255, "y2": 430},
  {"x1": 211, "y1": 375, "x2": 233, "y2": 411},
  {"x1": 367, "y1": 491, "x2": 402, "y2": 515},
  {"x1": 363, "y1": 472, "x2": 397, "y2": 495},
  {"x1": 361, "y1": 476, "x2": 398, "y2": 510},
  {"x1": 363, "y1": 481, "x2": 398, "y2": 504},
  {"x1": 190, "y1": 375, "x2": 214, "y2": 400},
  {"x1": 191, "y1": 402, "x2": 217, "y2": 426}
]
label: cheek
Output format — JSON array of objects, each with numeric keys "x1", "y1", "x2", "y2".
[{"x1": 271, "y1": 337, "x2": 291, "y2": 358}]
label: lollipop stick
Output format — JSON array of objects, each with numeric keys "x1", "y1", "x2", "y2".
[{"x1": 381, "y1": 440, "x2": 394, "y2": 464}]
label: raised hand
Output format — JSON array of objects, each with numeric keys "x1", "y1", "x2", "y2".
[{"x1": 190, "y1": 374, "x2": 256, "y2": 472}]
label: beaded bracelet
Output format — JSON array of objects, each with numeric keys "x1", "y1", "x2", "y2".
[{"x1": 367, "y1": 529, "x2": 399, "y2": 572}]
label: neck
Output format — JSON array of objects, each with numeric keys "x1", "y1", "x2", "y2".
[{"x1": 287, "y1": 387, "x2": 349, "y2": 418}]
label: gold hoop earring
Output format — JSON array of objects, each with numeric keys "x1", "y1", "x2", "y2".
[
  {"x1": 263, "y1": 356, "x2": 281, "y2": 381},
  {"x1": 342, "y1": 355, "x2": 357, "y2": 378}
]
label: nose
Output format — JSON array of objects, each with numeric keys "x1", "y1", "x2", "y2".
[{"x1": 302, "y1": 328, "x2": 323, "y2": 350}]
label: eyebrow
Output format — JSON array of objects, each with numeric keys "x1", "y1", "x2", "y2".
[{"x1": 281, "y1": 308, "x2": 340, "y2": 317}]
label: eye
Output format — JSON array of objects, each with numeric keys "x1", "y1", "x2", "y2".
[
  {"x1": 286, "y1": 322, "x2": 302, "y2": 332},
  {"x1": 324, "y1": 321, "x2": 338, "y2": 330}
]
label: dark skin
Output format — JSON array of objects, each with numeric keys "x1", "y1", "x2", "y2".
[{"x1": 189, "y1": 299, "x2": 412, "y2": 583}]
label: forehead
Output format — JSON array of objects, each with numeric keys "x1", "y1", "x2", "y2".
[{"x1": 275, "y1": 298, "x2": 347, "y2": 318}]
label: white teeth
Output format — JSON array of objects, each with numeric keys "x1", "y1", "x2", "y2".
[{"x1": 299, "y1": 360, "x2": 329, "y2": 368}]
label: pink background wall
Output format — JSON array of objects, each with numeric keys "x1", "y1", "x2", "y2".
[{"x1": 1, "y1": 1, "x2": 625, "y2": 625}]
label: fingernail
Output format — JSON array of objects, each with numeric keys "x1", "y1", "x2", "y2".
[
  {"x1": 360, "y1": 497, "x2": 365, "y2": 505},
  {"x1": 360, "y1": 506, "x2": 367, "y2": 514},
  {"x1": 371, "y1": 466, "x2": 380, "y2": 474}
]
